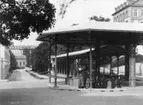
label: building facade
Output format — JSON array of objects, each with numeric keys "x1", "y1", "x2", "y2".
[
  {"x1": 10, "y1": 45, "x2": 36, "y2": 68},
  {"x1": 0, "y1": 44, "x2": 10, "y2": 79},
  {"x1": 112, "y1": 0, "x2": 143, "y2": 23}
]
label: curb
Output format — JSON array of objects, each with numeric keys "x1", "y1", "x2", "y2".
[
  {"x1": 47, "y1": 84, "x2": 81, "y2": 92},
  {"x1": 29, "y1": 72, "x2": 45, "y2": 79},
  {"x1": 26, "y1": 70, "x2": 45, "y2": 80},
  {"x1": 0, "y1": 80, "x2": 8, "y2": 82},
  {"x1": 48, "y1": 86, "x2": 81, "y2": 92},
  {"x1": 79, "y1": 88, "x2": 125, "y2": 92},
  {"x1": 47, "y1": 84, "x2": 125, "y2": 92}
]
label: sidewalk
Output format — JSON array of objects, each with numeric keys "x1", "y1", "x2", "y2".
[
  {"x1": 28, "y1": 70, "x2": 143, "y2": 93},
  {"x1": 27, "y1": 70, "x2": 66, "y2": 81},
  {"x1": 27, "y1": 70, "x2": 143, "y2": 96}
]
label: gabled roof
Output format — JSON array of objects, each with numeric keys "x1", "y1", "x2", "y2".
[
  {"x1": 112, "y1": 0, "x2": 143, "y2": 16},
  {"x1": 132, "y1": 0, "x2": 143, "y2": 6}
]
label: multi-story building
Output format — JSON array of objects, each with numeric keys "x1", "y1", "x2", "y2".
[
  {"x1": 10, "y1": 45, "x2": 36, "y2": 68},
  {"x1": 0, "y1": 44, "x2": 10, "y2": 80},
  {"x1": 112, "y1": 0, "x2": 143, "y2": 23}
]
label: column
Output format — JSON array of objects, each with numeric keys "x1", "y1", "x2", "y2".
[
  {"x1": 110, "y1": 56, "x2": 112, "y2": 75},
  {"x1": 59, "y1": 62, "x2": 61, "y2": 74},
  {"x1": 49, "y1": 42, "x2": 51, "y2": 83},
  {"x1": 117, "y1": 56, "x2": 119, "y2": 75},
  {"x1": 89, "y1": 45, "x2": 93, "y2": 88},
  {"x1": 95, "y1": 37, "x2": 100, "y2": 76},
  {"x1": 89, "y1": 31, "x2": 93, "y2": 89},
  {"x1": 129, "y1": 44, "x2": 136, "y2": 87},
  {"x1": 66, "y1": 44, "x2": 70, "y2": 84},
  {"x1": 54, "y1": 41, "x2": 58, "y2": 87},
  {"x1": 125, "y1": 44, "x2": 130, "y2": 80}
]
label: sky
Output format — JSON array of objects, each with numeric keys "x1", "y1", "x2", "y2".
[{"x1": 12, "y1": 0, "x2": 143, "y2": 55}]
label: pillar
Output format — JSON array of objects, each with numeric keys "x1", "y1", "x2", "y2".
[
  {"x1": 110, "y1": 56, "x2": 112, "y2": 75},
  {"x1": 49, "y1": 42, "x2": 51, "y2": 83},
  {"x1": 89, "y1": 31, "x2": 93, "y2": 89},
  {"x1": 59, "y1": 62, "x2": 61, "y2": 74},
  {"x1": 129, "y1": 44, "x2": 136, "y2": 87},
  {"x1": 89, "y1": 45, "x2": 93, "y2": 88},
  {"x1": 117, "y1": 56, "x2": 119, "y2": 75},
  {"x1": 54, "y1": 41, "x2": 58, "y2": 87},
  {"x1": 103, "y1": 63, "x2": 105, "y2": 75},
  {"x1": 125, "y1": 44, "x2": 130, "y2": 80},
  {"x1": 61, "y1": 62, "x2": 63, "y2": 74},
  {"x1": 66, "y1": 44, "x2": 70, "y2": 84},
  {"x1": 95, "y1": 37, "x2": 100, "y2": 77}
]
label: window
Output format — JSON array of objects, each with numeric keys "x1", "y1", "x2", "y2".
[
  {"x1": 114, "y1": 16, "x2": 117, "y2": 22},
  {"x1": 19, "y1": 62, "x2": 21, "y2": 66},
  {"x1": 123, "y1": 12, "x2": 125, "y2": 19},
  {"x1": 141, "y1": 9, "x2": 143, "y2": 16},
  {"x1": 120, "y1": 14, "x2": 122, "y2": 20},
  {"x1": 126, "y1": 10, "x2": 129, "y2": 17},
  {"x1": 23, "y1": 62, "x2": 25, "y2": 65},
  {"x1": 116, "y1": 16, "x2": 118, "y2": 21},
  {"x1": 133, "y1": 9, "x2": 138, "y2": 17}
]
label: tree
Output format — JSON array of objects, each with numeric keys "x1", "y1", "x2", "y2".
[
  {"x1": 31, "y1": 42, "x2": 67, "y2": 73},
  {"x1": 58, "y1": 0, "x2": 76, "y2": 18},
  {"x1": 23, "y1": 48, "x2": 32, "y2": 67},
  {"x1": 0, "y1": 0, "x2": 56, "y2": 44},
  {"x1": 89, "y1": 16, "x2": 110, "y2": 22},
  {"x1": 31, "y1": 42, "x2": 51, "y2": 73},
  {"x1": 0, "y1": 36, "x2": 10, "y2": 46},
  {"x1": 9, "y1": 50, "x2": 17, "y2": 72}
]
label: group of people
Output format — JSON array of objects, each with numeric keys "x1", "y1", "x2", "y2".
[{"x1": 78, "y1": 67, "x2": 123, "y2": 89}]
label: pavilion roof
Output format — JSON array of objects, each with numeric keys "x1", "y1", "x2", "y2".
[
  {"x1": 51, "y1": 45, "x2": 125, "y2": 59},
  {"x1": 37, "y1": 22, "x2": 143, "y2": 45},
  {"x1": 37, "y1": 22, "x2": 143, "y2": 41}
]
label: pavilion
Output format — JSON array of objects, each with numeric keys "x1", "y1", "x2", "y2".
[{"x1": 37, "y1": 22, "x2": 143, "y2": 88}]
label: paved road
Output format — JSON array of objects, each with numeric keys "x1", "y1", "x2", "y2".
[
  {"x1": 0, "y1": 69, "x2": 65, "y2": 89},
  {"x1": 0, "y1": 69, "x2": 143, "y2": 105},
  {"x1": 0, "y1": 87, "x2": 143, "y2": 105},
  {"x1": 8, "y1": 69, "x2": 38, "y2": 81}
]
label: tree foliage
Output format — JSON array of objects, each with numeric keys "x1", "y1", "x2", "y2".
[
  {"x1": 23, "y1": 48, "x2": 33, "y2": 67},
  {"x1": 0, "y1": 0, "x2": 56, "y2": 45},
  {"x1": 89, "y1": 16, "x2": 110, "y2": 22},
  {"x1": 31, "y1": 42, "x2": 51, "y2": 73},
  {"x1": 58, "y1": 0, "x2": 76, "y2": 18},
  {"x1": 31, "y1": 42, "x2": 67, "y2": 73},
  {"x1": 9, "y1": 50, "x2": 17, "y2": 72}
]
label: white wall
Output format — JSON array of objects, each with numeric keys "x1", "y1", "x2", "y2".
[
  {"x1": 17, "y1": 59, "x2": 27, "y2": 68},
  {"x1": 0, "y1": 44, "x2": 10, "y2": 79}
]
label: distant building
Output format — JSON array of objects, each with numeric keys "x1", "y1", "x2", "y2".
[
  {"x1": 10, "y1": 45, "x2": 36, "y2": 68},
  {"x1": 112, "y1": 0, "x2": 143, "y2": 23},
  {"x1": 0, "y1": 44, "x2": 10, "y2": 79}
]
